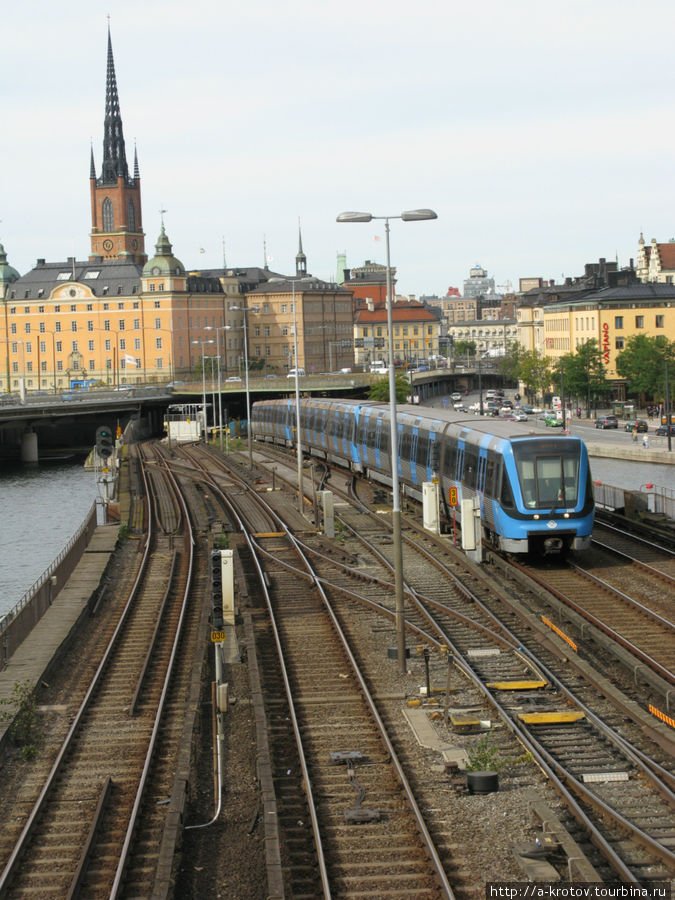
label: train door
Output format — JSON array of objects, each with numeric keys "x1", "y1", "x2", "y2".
[
  {"x1": 375, "y1": 415, "x2": 383, "y2": 468},
  {"x1": 409, "y1": 424, "x2": 419, "y2": 484}
]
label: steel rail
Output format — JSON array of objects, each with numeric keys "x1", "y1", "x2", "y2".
[
  {"x1": 110, "y1": 447, "x2": 196, "y2": 897},
  {"x1": 0, "y1": 452, "x2": 155, "y2": 896},
  {"x1": 174, "y1": 443, "x2": 456, "y2": 898}
]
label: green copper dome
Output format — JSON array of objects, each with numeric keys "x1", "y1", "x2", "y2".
[
  {"x1": 142, "y1": 225, "x2": 186, "y2": 277},
  {"x1": 0, "y1": 244, "x2": 20, "y2": 285}
]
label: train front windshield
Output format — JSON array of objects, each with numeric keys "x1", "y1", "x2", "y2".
[{"x1": 512, "y1": 439, "x2": 581, "y2": 509}]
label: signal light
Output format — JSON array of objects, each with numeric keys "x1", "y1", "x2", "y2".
[
  {"x1": 96, "y1": 425, "x2": 114, "y2": 460},
  {"x1": 211, "y1": 549, "x2": 224, "y2": 629}
]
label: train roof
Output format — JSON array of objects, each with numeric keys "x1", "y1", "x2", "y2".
[{"x1": 254, "y1": 397, "x2": 581, "y2": 443}]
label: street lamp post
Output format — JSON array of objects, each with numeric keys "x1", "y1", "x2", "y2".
[
  {"x1": 268, "y1": 276, "x2": 313, "y2": 513},
  {"x1": 206, "y1": 325, "x2": 231, "y2": 453},
  {"x1": 192, "y1": 339, "x2": 215, "y2": 438},
  {"x1": 231, "y1": 306, "x2": 259, "y2": 468},
  {"x1": 337, "y1": 209, "x2": 437, "y2": 673}
]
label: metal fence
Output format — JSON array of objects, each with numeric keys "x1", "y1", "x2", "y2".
[
  {"x1": 594, "y1": 482, "x2": 675, "y2": 521},
  {"x1": 0, "y1": 502, "x2": 98, "y2": 667}
]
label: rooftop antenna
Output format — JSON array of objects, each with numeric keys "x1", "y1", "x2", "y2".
[
  {"x1": 263, "y1": 235, "x2": 269, "y2": 270},
  {"x1": 222, "y1": 236, "x2": 227, "y2": 269},
  {"x1": 159, "y1": 207, "x2": 167, "y2": 228}
]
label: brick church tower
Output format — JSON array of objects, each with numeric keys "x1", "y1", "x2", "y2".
[{"x1": 89, "y1": 29, "x2": 146, "y2": 264}]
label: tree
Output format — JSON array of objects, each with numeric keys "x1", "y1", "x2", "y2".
[
  {"x1": 551, "y1": 340, "x2": 610, "y2": 413},
  {"x1": 453, "y1": 340, "x2": 476, "y2": 357},
  {"x1": 498, "y1": 343, "x2": 525, "y2": 383},
  {"x1": 368, "y1": 373, "x2": 410, "y2": 403},
  {"x1": 616, "y1": 334, "x2": 675, "y2": 400}
]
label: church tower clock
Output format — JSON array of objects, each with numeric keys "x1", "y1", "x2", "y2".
[{"x1": 89, "y1": 28, "x2": 146, "y2": 264}]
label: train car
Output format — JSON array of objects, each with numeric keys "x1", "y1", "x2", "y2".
[{"x1": 251, "y1": 399, "x2": 594, "y2": 555}]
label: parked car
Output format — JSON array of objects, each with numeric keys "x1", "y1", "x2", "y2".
[
  {"x1": 511, "y1": 411, "x2": 528, "y2": 422},
  {"x1": 595, "y1": 415, "x2": 618, "y2": 429},
  {"x1": 451, "y1": 392, "x2": 462, "y2": 402},
  {"x1": 655, "y1": 423, "x2": 675, "y2": 436},
  {"x1": 287, "y1": 368, "x2": 306, "y2": 378},
  {"x1": 520, "y1": 405, "x2": 535, "y2": 415},
  {"x1": 225, "y1": 376, "x2": 242, "y2": 383},
  {"x1": 623, "y1": 420, "x2": 648, "y2": 433}
]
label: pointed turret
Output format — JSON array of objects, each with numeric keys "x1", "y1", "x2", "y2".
[
  {"x1": 296, "y1": 219, "x2": 307, "y2": 277},
  {"x1": 90, "y1": 144, "x2": 96, "y2": 179}
]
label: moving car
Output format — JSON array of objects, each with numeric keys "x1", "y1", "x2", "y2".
[
  {"x1": 287, "y1": 368, "x2": 306, "y2": 378},
  {"x1": 655, "y1": 423, "x2": 675, "y2": 436},
  {"x1": 225, "y1": 376, "x2": 242, "y2": 383},
  {"x1": 451, "y1": 392, "x2": 463, "y2": 402},
  {"x1": 543, "y1": 415, "x2": 564, "y2": 427},
  {"x1": 595, "y1": 415, "x2": 618, "y2": 429},
  {"x1": 623, "y1": 420, "x2": 648, "y2": 433}
]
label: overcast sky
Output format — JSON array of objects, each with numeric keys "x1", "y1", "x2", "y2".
[{"x1": 2, "y1": 0, "x2": 674, "y2": 297}]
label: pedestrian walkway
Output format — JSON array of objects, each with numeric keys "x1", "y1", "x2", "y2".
[{"x1": 0, "y1": 525, "x2": 118, "y2": 747}]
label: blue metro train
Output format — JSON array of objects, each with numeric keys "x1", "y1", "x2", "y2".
[{"x1": 251, "y1": 398, "x2": 594, "y2": 555}]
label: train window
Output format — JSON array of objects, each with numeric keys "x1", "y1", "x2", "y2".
[
  {"x1": 428, "y1": 434, "x2": 440, "y2": 473},
  {"x1": 400, "y1": 424, "x2": 411, "y2": 460},
  {"x1": 485, "y1": 451, "x2": 497, "y2": 497},
  {"x1": 377, "y1": 417, "x2": 389, "y2": 454},
  {"x1": 442, "y1": 438, "x2": 456, "y2": 479},
  {"x1": 464, "y1": 445, "x2": 478, "y2": 489},
  {"x1": 500, "y1": 464, "x2": 515, "y2": 508},
  {"x1": 416, "y1": 427, "x2": 429, "y2": 467},
  {"x1": 512, "y1": 440, "x2": 581, "y2": 508}
]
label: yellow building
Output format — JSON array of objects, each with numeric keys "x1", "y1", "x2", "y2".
[{"x1": 540, "y1": 284, "x2": 675, "y2": 391}]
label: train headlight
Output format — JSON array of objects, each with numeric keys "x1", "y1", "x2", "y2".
[
  {"x1": 533, "y1": 514, "x2": 540, "y2": 520},
  {"x1": 563, "y1": 512, "x2": 570, "y2": 518}
]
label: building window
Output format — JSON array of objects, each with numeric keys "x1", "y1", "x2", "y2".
[
  {"x1": 105, "y1": 339, "x2": 111, "y2": 351},
  {"x1": 155, "y1": 337, "x2": 163, "y2": 349},
  {"x1": 55, "y1": 322, "x2": 61, "y2": 332},
  {"x1": 57, "y1": 361, "x2": 63, "y2": 371},
  {"x1": 10, "y1": 323, "x2": 16, "y2": 335},
  {"x1": 157, "y1": 283, "x2": 164, "y2": 291},
  {"x1": 154, "y1": 318, "x2": 161, "y2": 329},
  {"x1": 656, "y1": 315, "x2": 664, "y2": 328},
  {"x1": 253, "y1": 326, "x2": 261, "y2": 337},
  {"x1": 103, "y1": 303, "x2": 109, "y2": 310},
  {"x1": 615, "y1": 337, "x2": 624, "y2": 350},
  {"x1": 38, "y1": 305, "x2": 44, "y2": 313},
  {"x1": 149, "y1": 284, "x2": 156, "y2": 292},
  {"x1": 255, "y1": 346, "x2": 261, "y2": 357},
  {"x1": 70, "y1": 304, "x2": 76, "y2": 312},
  {"x1": 11, "y1": 342, "x2": 18, "y2": 353},
  {"x1": 88, "y1": 321, "x2": 94, "y2": 331},
  {"x1": 635, "y1": 315, "x2": 644, "y2": 328},
  {"x1": 25, "y1": 323, "x2": 31, "y2": 334},
  {"x1": 102, "y1": 197, "x2": 114, "y2": 231},
  {"x1": 41, "y1": 361, "x2": 47, "y2": 372},
  {"x1": 56, "y1": 341, "x2": 62, "y2": 352},
  {"x1": 119, "y1": 320, "x2": 125, "y2": 331},
  {"x1": 40, "y1": 341, "x2": 46, "y2": 353},
  {"x1": 156, "y1": 358, "x2": 163, "y2": 368},
  {"x1": 26, "y1": 362, "x2": 33, "y2": 372},
  {"x1": 104, "y1": 320, "x2": 111, "y2": 331},
  {"x1": 72, "y1": 341, "x2": 78, "y2": 352},
  {"x1": 154, "y1": 301, "x2": 160, "y2": 308},
  {"x1": 87, "y1": 304, "x2": 93, "y2": 311},
  {"x1": 282, "y1": 326, "x2": 288, "y2": 336},
  {"x1": 264, "y1": 325, "x2": 270, "y2": 337},
  {"x1": 134, "y1": 338, "x2": 141, "y2": 350},
  {"x1": 281, "y1": 304, "x2": 287, "y2": 314},
  {"x1": 134, "y1": 319, "x2": 140, "y2": 329},
  {"x1": 89, "y1": 360, "x2": 96, "y2": 370},
  {"x1": 120, "y1": 339, "x2": 126, "y2": 350},
  {"x1": 71, "y1": 321, "x2": 77, "y2": 332},
  {"x1": 88, "y1": 340, "x2": 95, "y2": 351}
]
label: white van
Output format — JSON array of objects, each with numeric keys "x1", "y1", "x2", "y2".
[
  {"x1": 369, "y1": 362, "x2": 387, "y2": 374},
  {"x1": 287, "y1": 368, "x2": 306, "y2": 378}
]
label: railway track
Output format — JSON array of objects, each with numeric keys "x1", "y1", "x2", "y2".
[
  {"x1": 173, "y1": 443, "x2": 456, "y2": 897},
  {"x1": 0, "y1": 444, "x2": 204, "y2": 898},
  {"x1": 243, "y1": 442, "x2": 675, "y2": 885}
]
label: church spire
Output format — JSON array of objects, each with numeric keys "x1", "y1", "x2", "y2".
[
  {"x1": 296, "y1": 218, "x2": 307, "y2": 276},
  {"x1": 89, "y1": 26, "x2": 145, "y2": 264},
  {"x1": 100, "y1": 26, "x2": 130, "y2": 185}
]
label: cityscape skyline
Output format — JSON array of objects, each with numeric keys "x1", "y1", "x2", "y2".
[{"x1": 2, "y1": 0, "x2": 674, "y2": 296}]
